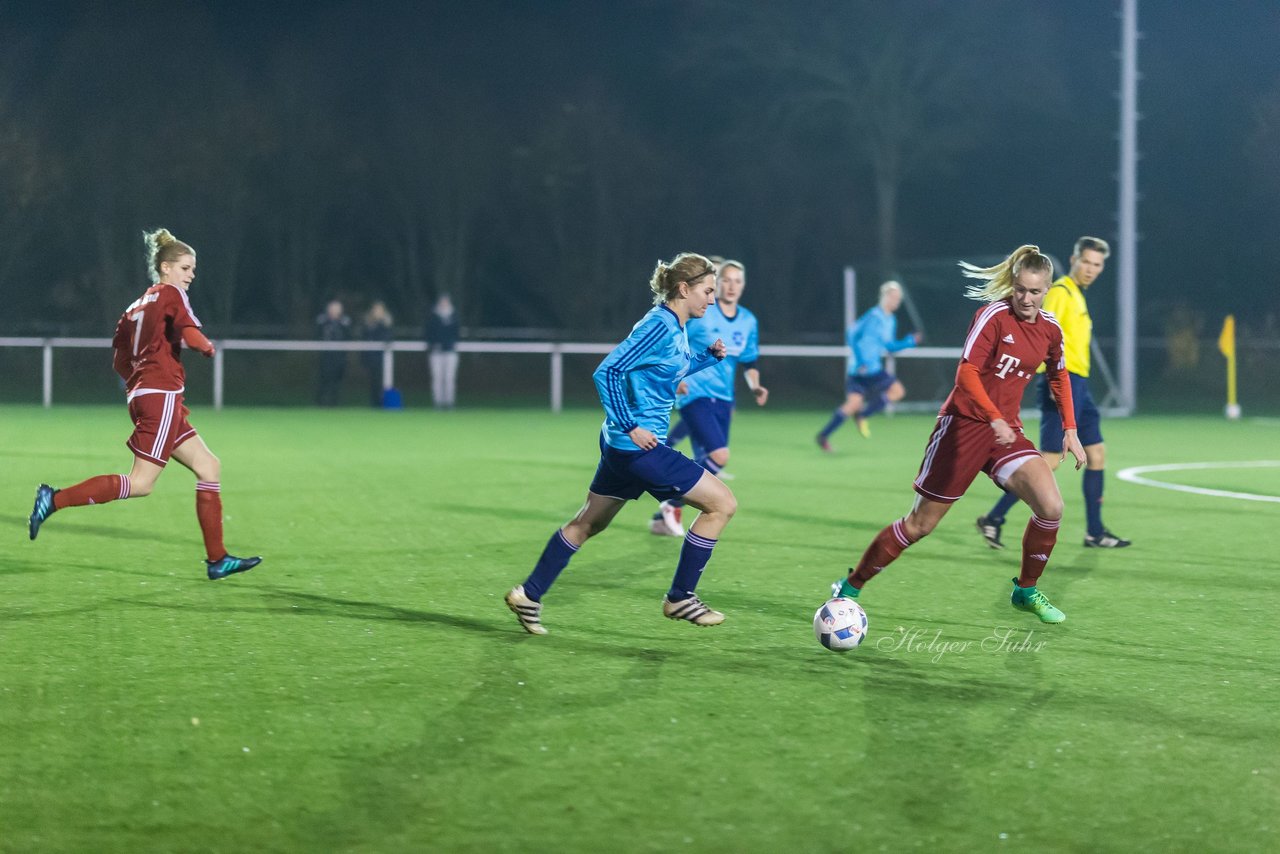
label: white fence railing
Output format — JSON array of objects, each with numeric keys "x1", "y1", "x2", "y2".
[{"x1": 0, "y1": 337, "x2": 962, "y2": 411}]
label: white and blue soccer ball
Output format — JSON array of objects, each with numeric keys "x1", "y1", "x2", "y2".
[{"x1": 814, "y1": 597, "x2": 868, "y2": 652}]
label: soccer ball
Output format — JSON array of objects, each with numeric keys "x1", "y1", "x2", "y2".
[{"x1": 814, "y1": 597, "x2": 868, "y2": 652}]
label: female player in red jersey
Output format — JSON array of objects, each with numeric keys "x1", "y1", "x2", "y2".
[
  {"x1": 28, "y1": 229, "x2": 262, "y2": 580},
  {"x1": 831, "y1": 245, "x2": 1085, "y2": 622}
]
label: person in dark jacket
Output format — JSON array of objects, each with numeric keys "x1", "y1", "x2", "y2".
[
  {"x1": 360, "y1": 301, "x2": 393, "y2": 407},
  {"x1": 426, "y1": 294, "x2": 460, "y2": 409},
  {"x1": 316, "y1": 299, "x2": 350, "y2": 406}
]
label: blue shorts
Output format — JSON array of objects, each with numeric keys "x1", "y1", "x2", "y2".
[
  {"x1": 678, "y1": 397, "x2": 733, "y2": 459},
  {"x1": 1037, "y1": 373, "x2": 1103, "y2": 450},
  {"x1": 846, "y1": 371, "x2": 897, "y2": 398},
  {"x1": 589, "y1": 434, "x2": 707, "y2": 502}
]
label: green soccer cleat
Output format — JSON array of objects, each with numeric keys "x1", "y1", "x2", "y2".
[
  {"x1": 207, "y1": 554, "x2": 262, "y2": 580},
  {"x1": 1010, "y1": 579, "x2": 1065, "y2": 623},
  {"x1": 29, "y1": 484, "x2": 58, "y2": 541},
  {"x1": 831, "y1": 577, "x2": 860, "y2": 600}
]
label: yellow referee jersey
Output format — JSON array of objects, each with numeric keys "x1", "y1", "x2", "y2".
[{"x1": 1040, "y1": 274, "x2": 1091, "y2": 377}]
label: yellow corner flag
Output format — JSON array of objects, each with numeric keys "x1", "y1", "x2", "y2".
[
  {"x1": 1218, "y1": 315, "x2": 1236, "y2": 359},
  {"x1": 1219, "y1": 315, "x2": 1240, "y2": 419}
]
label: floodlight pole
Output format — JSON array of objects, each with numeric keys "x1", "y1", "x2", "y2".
[{"x1": 1117, "y1": 0, "x2": 1139, "y2": 414}]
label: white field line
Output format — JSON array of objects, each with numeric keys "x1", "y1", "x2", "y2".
[{"x1": 1116, "y1": 461, "x2": 1280, "y2": 504}]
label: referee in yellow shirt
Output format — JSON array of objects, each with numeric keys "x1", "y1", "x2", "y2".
[{"x1": 976, "y1": 236, "x2": 1131, "y2": 549}]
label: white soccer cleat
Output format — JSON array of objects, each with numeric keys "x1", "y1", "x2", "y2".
[
  {"x1": 650, "y1": 501, "x2": 685, "y2": 537},
  {"x1": 505, "y1": 585, "x2": 548, "y2": 635},
  {"x1": 662, "y1": 594, "x2": 725, "y2": 626}
]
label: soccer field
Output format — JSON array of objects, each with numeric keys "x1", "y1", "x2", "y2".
[{"x1": 2, "y1": 405, "x2": 1277, "y2": 852}]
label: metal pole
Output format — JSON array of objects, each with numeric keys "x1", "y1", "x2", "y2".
[
  {"x1": 213, "y1": 346, "x2": 224, "y2": 411},
  {"x1": 550, "y1": 345, "x2": 563, "y2": 413},
  {"x1": 382, "y1": 346, "x2": 394, "y2": 391},
  {"x1": 1117, "y1": 0, "x2": 1140, "y2": 414},
  {"x1": 42, "y1": 341, "x2": 53, "y2": 408},
  {"x1": 843, "y1": 266, "x2": 857, "y2": 331}
]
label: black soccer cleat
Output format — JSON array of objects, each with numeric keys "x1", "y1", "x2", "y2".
[
  {"x1": 1084, "y1": 530, "x2": 1131, "y2": 548},
  {"x1": 975, "y1": 515, "x2": 1004, "y2": 550}
]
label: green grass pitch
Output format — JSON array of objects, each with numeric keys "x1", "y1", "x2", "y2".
[{"x1": 1, "y1": 405, "x2": 1277, "y2": 852}]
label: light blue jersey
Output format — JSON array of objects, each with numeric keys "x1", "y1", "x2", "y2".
[
  {"x1": 677, "y1": 302, "x2": 759, "y2": 407},
  {"x1": 593, "y1": 305, "x2": 720, "y2": 451},
  {"x1": 846, "y1": 306, "x2": 916, "y2": 376}
]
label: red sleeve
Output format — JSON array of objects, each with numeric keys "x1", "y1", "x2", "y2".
[
  {"x1": 111, "y1": 315, "x2": 132, "y2": 380},
  {"x1": 1048, "y1": 369, "x2": 1076, "y2": 430},
  {"x1": 1043, "y1": 327, "x2": 1076, "y2": 430},
  {"x1": 164, "y1": 285, "x2": 201, "y2": 331},
  {"x1": 182, "y1": 325, "x2": 215, "y2": 356},
  {"x1": 955, "y1": 362, "x2": 1005, "y2": 423}
]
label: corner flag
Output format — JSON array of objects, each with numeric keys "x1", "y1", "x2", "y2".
[
  {"x1": 1218, "y1": 315, "x2": 1235, "y2": 359},
  {"x1": 1219, "y1": 315, "x2": 1239, "y2": 419}
]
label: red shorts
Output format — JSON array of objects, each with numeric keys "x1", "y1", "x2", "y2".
[
  {"x1": 912, "y1": 415, "x2": 1040, "y2": 503},
  {"x1": 126, "y1": 391, "x2": 198, "y2": 467}
]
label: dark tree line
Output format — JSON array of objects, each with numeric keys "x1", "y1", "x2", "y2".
[{"x1": 0, "y1": 1, "x2": 1275, "y2": 340}]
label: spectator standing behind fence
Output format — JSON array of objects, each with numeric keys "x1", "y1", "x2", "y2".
[
  {"x1": 426, "y1": 294, "x2": 460, "y2": 409},
  {"x1": 315, "y1": 299, "x2": 350, "y2": 406},
  {"x1": 360, "y1": 300, "x2": 393, "y2": 407}
]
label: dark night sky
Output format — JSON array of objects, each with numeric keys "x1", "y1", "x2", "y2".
[{"x1": 2, "y1": 0, "x2": 1277, "y2": 341}]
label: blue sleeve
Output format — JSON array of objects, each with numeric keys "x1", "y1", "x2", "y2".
[
  {"x1": 883, "y1": 316, "x2": 916, "y2": 352},
  {"x1": 686, "y1": 348, "x2": 721, "y2": 378},
  {"x1": 592, "y1": 317, "x2": 666, "y2": 433}
]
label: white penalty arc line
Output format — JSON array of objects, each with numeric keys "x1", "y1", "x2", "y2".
[{"x1": 1116, "y1": 461, "x2": 1280, "y2": 504}]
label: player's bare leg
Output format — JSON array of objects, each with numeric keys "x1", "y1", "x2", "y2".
[
  {"x1": 28, "y1": 456, "x2": 161, "y2": 541},
  {"x1": 660, "y1": 472, "x2": 736, "y2": 625},
  {"x1": 509, "y1": 492, "x2": 626, "y2": 634},
  {"x1": 835, "y1": 495, "x2": 950, "y2": 600},
  {"x1": 1004, "y1": 459, "x2": 1066, "y2": 622},
  {"x1": 172, "y1": 436, "x2": 261, "y2": 579},
  {"x1": 817, "y1": 392, "x2": 865, "y2": 451}
]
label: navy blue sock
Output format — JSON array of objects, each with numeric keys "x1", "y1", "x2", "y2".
[
  {"x1": 860, "y1": 394, "x2": 887, "y2": 418},
  {"x1": 668, "y1": 530, "x2": 717, "y2": 601},
  {"x1": 666, "y1": 419, "x2": 690, "y2": 447},
  {"x1": 522, "y1": 530, "x2": 579, "y2": 601},
  {"x1": 818, "y1": 409, "x2": 847, "y2": 439},
  {"x1": 988, "y1": 490, "x2": 1020, "y2": 525},
  {"x1": 1083, "y1": 469, "x2": 1105, "y2": 536}
]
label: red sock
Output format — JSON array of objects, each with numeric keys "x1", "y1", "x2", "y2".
[
  {"x1": 851, "y1": 518, "x2": 917, "y2": 588},
  {"x1": 53, "y1": 475, "x2": 131, "y2": 510},
  {"x1": 195, "y1": 482, "x2": 225, "y2": 561},
  {"x1": 1018, "y1": 515, "x2": 1060, "y2": 587}
]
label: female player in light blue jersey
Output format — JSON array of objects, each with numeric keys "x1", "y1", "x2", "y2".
[
  {"x1": 816, "y1": 280, "x2": 921, "y2": 451},
  {"x1": 504, "y1": 253, "x2": 736, "y2": 635},
  {"x1": 651, "y1": 260, "x2": 768, "y2": 536}
]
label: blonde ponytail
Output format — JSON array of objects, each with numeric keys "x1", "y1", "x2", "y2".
[
  {"x1": 959, "y1": 244, "x2": 1053, "y2": 303},
  {"x1": 143, "y1": 228, "x2": 195, "y2": 281}
]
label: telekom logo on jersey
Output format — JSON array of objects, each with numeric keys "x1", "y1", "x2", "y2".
[{"x1": 995, "y1": 353, "x2": 1022, "y2": 379}]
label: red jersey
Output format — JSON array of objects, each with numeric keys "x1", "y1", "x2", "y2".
[
  {"x1": 940, "y1": 300, "x2": 1072, "y2": 430},
  {"x1": 111, "y1": 283, "x2": 203, "y2": 400}
]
